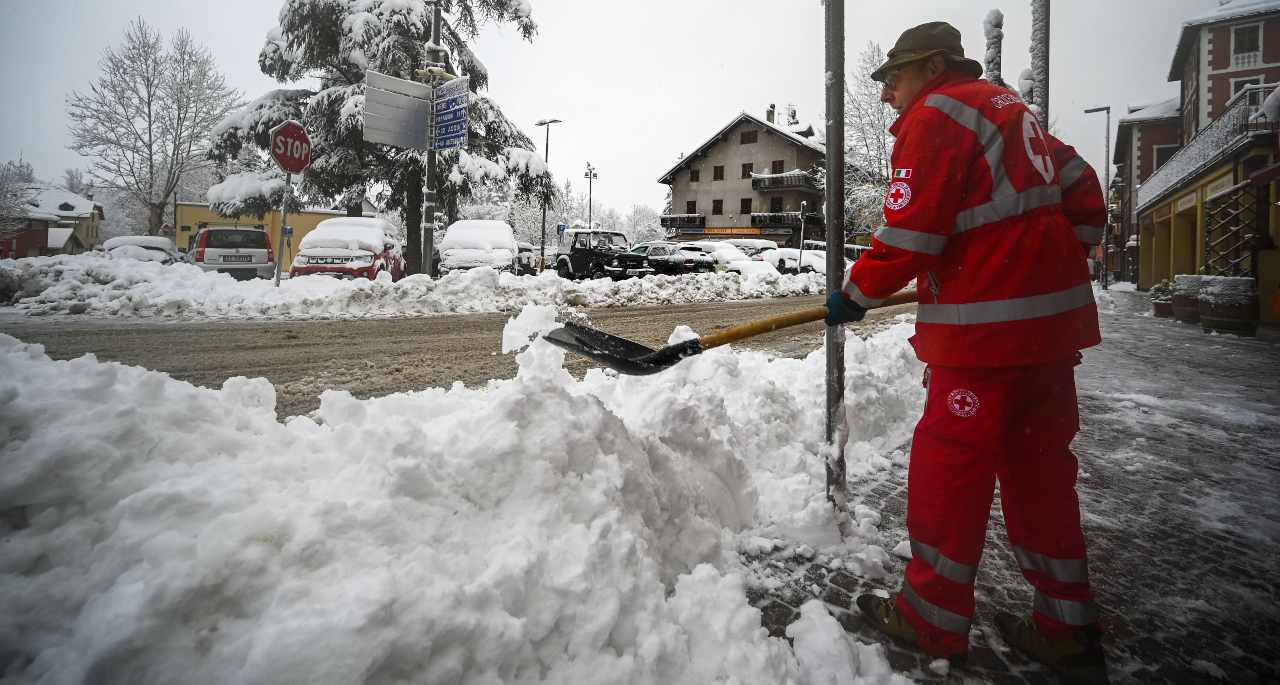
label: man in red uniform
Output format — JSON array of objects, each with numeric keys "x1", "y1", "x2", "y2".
[{"x1": 824, "y1": 22, "x2": 1109, "y2": 683}]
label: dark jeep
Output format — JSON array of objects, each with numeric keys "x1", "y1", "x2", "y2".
[
  {"x1": 629, "y1": 241, "x2": 716, "y2": 276},
  {"x1": 555, "y1": 230, "x2": 654, "y2": 280}
]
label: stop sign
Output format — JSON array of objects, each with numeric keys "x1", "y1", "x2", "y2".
[{"x1": 269, "y1": 120, "x2": 312, "y2": 174}]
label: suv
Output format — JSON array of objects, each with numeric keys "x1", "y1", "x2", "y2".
[
  {"x1": 186, "y1": 226, "x2": 275, "y2": 280},
  {"x1": 438, "y1": 220, "x2": 519, "y2": 275},
  {"x1": 629, "y1": 241, "x2": 715, "y2": 276},
  {"x1": 290, "y1": 217, "x2": 403, "y2": 281},
  {"x1": 555, "y1": 229, "x2": 653, "y2": 280}
]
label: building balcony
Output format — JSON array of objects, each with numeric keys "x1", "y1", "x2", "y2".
[
  {"x1": 660, "y1": 213, "x2": 706, "y2": 229},
  {"x1": 750, "y1": 211, "x2": 825, "y2": 229},
  {"x1": 750, "y1": 170, "x2": 822, "y2": 194},
  {"x1": 1137, "y1": 82, "x2": 1280, "y2": 212}
]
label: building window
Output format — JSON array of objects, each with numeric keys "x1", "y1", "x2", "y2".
[
  {"x1": 1153, "y1": 144, "x2": 1180, "y2": 171},
  {"x1": 770, "y1": 196, "x2": 784, "y2": 213},
  {"x1": 740, "y1": 198, "x2": 752, "y2": 215},
  {"x1": 1233, "y1": 24, "x2": 1261, "y2": 67},
  {"x1": 1232, "y1": 76, "x2": 1265, "y2": 105},
  {"x1": 740, "y1": 130, "x2": 758, "y2": 144},
  {"x1": 713, "y1": 165, "x2": 724, "y2": 181},
  {"x1": 712, "y1": 199, "x2": 723, "y2": 215},
  {"x1": 771, "y1": 160, "x2": 785, "y2": 174},
  {"x1": 690, "y1": 168, "x2": 700, "y2": 183},
  {"x1": 741, "y1": 162, "x2": 753, "y2": 179},
  {"x1": 686, "y1": 200, "x2": 697, "y2": 214}
]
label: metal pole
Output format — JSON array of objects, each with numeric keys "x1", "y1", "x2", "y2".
[
  {"x1": 539, "y1": 124, "x2": 551, "y2": 271},
  {"x1": 798, "y1": 200, "x2": 806, "y2": 272},
  {"x1": 587, "y1": 165, "x2": 594, "y2": 230},
  {"x1": 1102, "y1": 107, "x2": 1111, "y2": 289},
  {"x1": 274, "y1": 172, "x2": 290, "y2": 287},
  {"x1": 422, "y1": 3, "x2": 443, "y2": 278},
  {"x1": 824, "y1": 0, "x2": 851, "y2": 538}
]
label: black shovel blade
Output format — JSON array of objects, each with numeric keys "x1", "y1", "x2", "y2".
[{"x1": 543, "y1": 322, "x2": 702, "y2": 376}]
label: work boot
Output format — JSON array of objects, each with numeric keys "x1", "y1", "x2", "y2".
[
  {"x1": 856, "y1": 593, "x2": 967, "y2": 665},
  {"x1": 994, "y1": 611, "x2": 1110, "y2": 684}
]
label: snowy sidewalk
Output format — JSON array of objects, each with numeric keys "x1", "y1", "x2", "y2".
[{"x1": 745, "y1": 289, "x2": 1280, "y2": 683}]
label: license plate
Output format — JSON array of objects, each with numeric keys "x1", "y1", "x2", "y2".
[{"x1": 222, "y1": 255, "x2": 252, "y2": 263}]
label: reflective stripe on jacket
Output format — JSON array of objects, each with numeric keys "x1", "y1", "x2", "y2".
[
  {"x1": 1050, "y1": 137, "x2": 1107, "y2": 249},
  {"x1": 845, "y1": 72, "x2": 1100, "y2": 367}
]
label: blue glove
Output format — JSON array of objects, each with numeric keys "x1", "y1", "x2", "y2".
[{"x1": 825, "y1": 290, "x2": 866, "y2": 325}]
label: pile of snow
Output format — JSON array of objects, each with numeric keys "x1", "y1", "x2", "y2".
[
  {"x1": 300, "y1": 218, "x2": 396, "y2": 254},
  {"x1": 0, "y1": 306, "x2": 925, "y2": 683},
  {"x1": 1172, "y1": 274, "x2": 1202, "y2": 297},
  {"x1": 106, "y1": 245, "x2": 172, "y2": 263},
  {"x1": 1199, "y1": 275, "x2": 1256, "y2": 305},
  {"x1": 0, "y1": 254, "x2": 826, "y2": 319}
]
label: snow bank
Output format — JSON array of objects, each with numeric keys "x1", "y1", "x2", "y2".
[
  {"x1": 300, "y1": 218, "x2": 394, "y2": 254},
  {"x1": 0, "y1": 307, "x2": 925, "y2": 684},
  {"x1": 0, "y1": 254, "x2": 826, "y2": 319}
]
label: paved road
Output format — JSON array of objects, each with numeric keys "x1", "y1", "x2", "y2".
[{"x1": 0, "y1": 297, "x2": 915, "y2": 418}]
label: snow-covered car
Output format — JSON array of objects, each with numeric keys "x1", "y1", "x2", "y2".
[
  {"x1": 629, "y1": 241, "x2": 716, "y2": 276},
  {"x1": 516, "y1": 241, "x2": 537, "y2": 275},
  {"x1": 290, "y1": 217, "x2": 403, "y2": 281},
  {"x1": 438, "y1": 220, "x2": 519, "y2": 275},
  {"x1": 678, "y1": 241, "x2": 780, "y2": 277},
  {"x1": 757, "y1": 248, "x2": 827, "y2": 274},
  {"x1": 724, "y1": 238, "x2": 779, "y2": 258},
  {"x1": 555, "y1": 229, "x2": 653, "y2": 280},
  {"x1": 186, "y1": 226, "x2": 276, "y2": 280},
  {"x1": 102, "y1": 236, "x2": 180, "y2": 265}
]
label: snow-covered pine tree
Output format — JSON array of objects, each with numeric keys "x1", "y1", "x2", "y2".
[{"x1": 208, "y1": 0, "x2": 549, "y2": 274}]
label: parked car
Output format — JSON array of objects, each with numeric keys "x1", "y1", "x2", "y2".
[
  {"x1": 102, "y1": 235, "x2": 180, "y2": 265},
  {"x1": 555, "y1": 229, "x2": 653, "y2": 280},
  {"x1": 678, "y1": 241, "x2": 780, "y2": 277},
  {"x1": 629, "y1": 241, "x2": 715, "y2": 276},
  {"x1": 290, "y1": 217, "x2": 403, "y2": 281},
  {"x1": 724, "y1": 238, "x2": 780, "y2": 258},
  {"x1": 802, "y1": 239, "x2": 870, "y2": 262},
  {"x1": 757, "y1": 247, "x2": 827, "y2": 274},
  {"x1": 516, "y1": 241, "x2": 537, "y2": 275},
  {"x1": 438, "y1": 220, "x2": 519, "y2": 275},
  {"x1": 185, "y1": 226, "x2": 275, "y2": 280}
]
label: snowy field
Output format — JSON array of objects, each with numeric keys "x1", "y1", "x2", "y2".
[
  {"x1": 0, "y1": 305, "x2": 924, "y2": 684},
  {"x1": 0, "y1": 254, "x2": 826, "y2": 320}
]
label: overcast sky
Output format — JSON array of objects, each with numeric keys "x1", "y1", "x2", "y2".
[{"x1": 1, "y1": 0, "x2": 1216, "y2": 215}]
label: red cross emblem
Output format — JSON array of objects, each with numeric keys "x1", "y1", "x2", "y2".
[
  {"x1": 947, "y1": 389, "x2": 980, "y2": 417},
  {"x1": 885, "y1": 181, "x2": 912, "y2": 210}
]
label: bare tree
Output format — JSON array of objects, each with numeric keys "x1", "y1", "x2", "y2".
[
  {"x1": 1, "y1": 160, "x2": 37, "y2": 241},
  {"x1": 844, "y1": 42, "x2": 893, "y2": 181},
  {"x1": 68, "y1": 18, "x2": 240, "y2": 234},
  {"x1": 62, "y1": 168, "x2": 91, "y2": 196}
]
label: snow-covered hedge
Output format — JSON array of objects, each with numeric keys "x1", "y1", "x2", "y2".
[
  {"x1": 1199, "y1": 275, "x2": 1256, "y2": 306},
  {"x1": 0, "y1": 306, "x2": 925, "y2": 683},
  {"x1": 0, "y1": 253, "x2": 826, "y2": 319}
]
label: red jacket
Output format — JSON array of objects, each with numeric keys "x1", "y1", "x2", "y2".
[
  {"x1": 844, "y1": 72, "x2": 1100, "y2": 367},
  {"x1": 1050, "y1": 137, "x2": 1108, "y2": 253}
]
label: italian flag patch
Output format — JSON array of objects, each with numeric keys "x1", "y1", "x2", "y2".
[{"x1": 894, "y1": 169, "x2": 912, "y2": 179}]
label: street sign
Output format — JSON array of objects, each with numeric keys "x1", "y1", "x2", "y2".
[
  {"x1": 363, "y1": 70, "x2": 432, "y2": 150},
  {"x1": 431, "y1": 77, "x2": 470, "y2": 151},
  {"x1": 269, "y1": 120, "x2": 312, "y2": 174}
]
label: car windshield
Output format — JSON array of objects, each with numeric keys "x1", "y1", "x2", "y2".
[
  {"x1": 206, "y1": 230, "x2": 268, "y2": 249},
  {"x1": 591, "y1": 233, "x2": 628, "y2": 249}
]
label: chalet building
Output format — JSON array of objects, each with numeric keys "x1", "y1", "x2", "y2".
[
  {"x1": 1, "y1": 184, "x2": 101, "y2": 258},
  {"x1": 1114, "y1": 0, "x2": 1280, "y2": 327},
  {"x1": 659, "y1": 105, "x2": 826, "y2": 246}
]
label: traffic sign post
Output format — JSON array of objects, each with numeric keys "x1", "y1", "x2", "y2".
[{"x1": 269, "y1": 120, "x2": 312, "y2": 287}]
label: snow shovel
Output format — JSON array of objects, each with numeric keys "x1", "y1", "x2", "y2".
[{"x1": 544, "y1": 290, "x2": 918, "y2": 376}]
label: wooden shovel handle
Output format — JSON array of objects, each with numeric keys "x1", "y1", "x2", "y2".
[{"x1": 698, "y1": 289, "x2": 919, "y2": 350}]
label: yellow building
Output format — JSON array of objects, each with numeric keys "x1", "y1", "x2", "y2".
[{"x1": 175, "y1": 202, "x2": 376, "y2": 271}]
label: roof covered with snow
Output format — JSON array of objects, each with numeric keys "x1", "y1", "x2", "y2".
[
  {"x1": 658, "y1": 112, "x2": 826, "y2": 185},
  {"x1": 1170, "y1": 1, "x2": 1280, "y2": 80},
  {"x1": 439, "y1": 220, "x2": 517, "y2": 252},
  {"x1": 300, "y1": 218, "x2": 396, "y2": 254},
  {"x1": 1119, "y1": 97, "x2": 1182, "y2": 124},
  {"x1": 23, "y1": 183, "x2": 103, "y2": 220}
]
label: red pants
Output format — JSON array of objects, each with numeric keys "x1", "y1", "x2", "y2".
[{"x1": 894, "y1": 359, "x2": 1100, "y2": 657}]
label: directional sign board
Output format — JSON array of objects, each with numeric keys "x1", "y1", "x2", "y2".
[
  {"x1": 431, "y1": 77, "x2": 470, "y2": 151},
  {"x1": 363, "y1": 70, "x2": 432, "y2": 150},
  {"x1": 269, "y1": 120, "x2": 312, "y2": 174}
]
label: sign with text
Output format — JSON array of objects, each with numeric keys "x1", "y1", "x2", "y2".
[
  {"x1": 363, "y1": 70, "x2": 432, "y2": 150},
  {"x1": 269, "y1": 120, "x2": 312, "y2": 174},
  {"x1": 431, "y1": 77, "x2": 470, "y2": 151}
]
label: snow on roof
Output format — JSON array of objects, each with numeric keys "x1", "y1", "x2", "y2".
[
  {"x1": 301, "y1": 217, "x2": 395, "y2": 253},
  {"x1": 47, "y1": 227, "x2": 75, "y2": 249},
  {"x1": 658, "y1": 112, "x2": 825, "y2": 184},
  {"x1": 1119, "y1": 96, "x2": 1182, "y2": 123},
  {"x1": 439, "y1": 220, "x2": 517, "y2": 252},
  {"x1": 1169, "y1": 1, "x2": 1280, "y2": 80},
  {"x1": 24, "y1": 183, "x2": 101, "y2": 220}
]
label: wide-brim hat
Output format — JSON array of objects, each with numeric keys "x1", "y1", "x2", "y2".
[{"x1": 871, "y1": 21, "x2": 984, "y2": 82}]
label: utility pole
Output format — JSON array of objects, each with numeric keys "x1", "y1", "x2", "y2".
[
  {"x1": 824, "y1": 0, "x2": 852, "y2": 539},
  {"x1": 422, "y1": 2, "x2": 446, "y2": 277},
  {"x1": 536, "y1": 118, "x2": 562, "y2": 271},
  {"x1": 1085, "y1": 105, "x2": 1111, "y2": 289},
  {"x1": 584, "y1": 162, "x2": 597, "y2": 229},
  {"x1": 798, "y1": 199, "x2": 807, "y2": 272}
]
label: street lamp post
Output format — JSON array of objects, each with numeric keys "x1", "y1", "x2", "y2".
[
  {"x1": 535, "y1": 118, "x2": 562, "y2": 271},
  {"x1": 1084, "y1": 105, "x2": 1111, "y2": 289},
  {"x1": 584, "y1": 162, "x2": 598, "y2": 229},
  {"x1": 798, "y1": 200, "x2": 807, "y2": 273}
]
